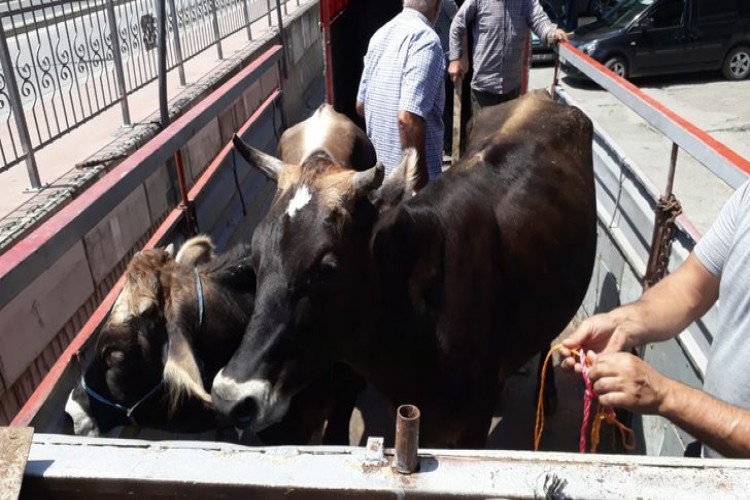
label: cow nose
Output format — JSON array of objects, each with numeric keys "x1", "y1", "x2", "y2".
[{"x1": 231, "y1": 397, "x2": 259, "y2": 429}]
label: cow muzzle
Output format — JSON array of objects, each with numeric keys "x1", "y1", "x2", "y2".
[{"x1": 211, "y1": 369, "x2": 289, "y2": 431}]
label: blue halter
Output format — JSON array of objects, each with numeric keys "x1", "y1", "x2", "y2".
[{"x1": 82, "y1": 269, "x2": 206, "y2": 421}]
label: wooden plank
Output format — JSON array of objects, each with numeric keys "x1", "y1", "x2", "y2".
[{"x1": 0, "y1": 427, "x2": 33, "y2": 500}]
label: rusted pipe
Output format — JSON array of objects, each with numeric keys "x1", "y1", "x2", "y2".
[
  {"x1": 174, "y1": 150, "x2": 198, "y2": 236},
  {"x1": 394, "y1": 404, "x2": 420, "y2": 474}
]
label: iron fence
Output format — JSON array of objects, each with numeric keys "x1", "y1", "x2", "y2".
[{"x1": 0, "y1": 0, "x2": 299, "y2": 188}]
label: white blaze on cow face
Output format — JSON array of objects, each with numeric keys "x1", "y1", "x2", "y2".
[
  {"x1": 65, "y1": 388, "x2": 100, "y2": 437},
  {"x1": 212, "y1": 369, "x2": 290, "y2": 431},
  {"x1": 286, "y1": 185, "x2": 313, "y2": 219}
]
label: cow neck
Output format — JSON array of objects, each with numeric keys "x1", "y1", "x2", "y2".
[{"x1": 343, "y1": 256, "x2": 423, "y2": 406}]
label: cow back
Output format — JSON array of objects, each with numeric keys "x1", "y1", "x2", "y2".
[
  {"x1": 278, "y1": 104, "x2": 376, "y2": 171},
  {"x1": 375, "y1": 91, "x2": 596, "y2": 384}
]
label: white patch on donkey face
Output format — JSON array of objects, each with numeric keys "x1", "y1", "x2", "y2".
[{"x1": 286, "y1": 185, "x2": 313, "y2": 219}]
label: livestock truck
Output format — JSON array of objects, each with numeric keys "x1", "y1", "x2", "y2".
[{"x1": 1, "y1": 0, "x2": 750, "y2": 497}]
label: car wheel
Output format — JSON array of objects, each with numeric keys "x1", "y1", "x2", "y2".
[
  {"x1": 604, "y1": 56, "x2": 628, "y2": 78},
  {"x1": 722, "y1": 46, "x2": 750, "y2": 81}
]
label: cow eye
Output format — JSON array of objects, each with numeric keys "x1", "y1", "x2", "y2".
[{"x1": 314, "y1": 254, "x2": 338, "y2": 282}]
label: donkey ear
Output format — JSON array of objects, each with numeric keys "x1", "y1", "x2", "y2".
[
  {"x1": 162, "y1": 323, "x2": 212, "y2": 413},
  {"x1": 233, "y1": 134, "x2": 285, "y2": 180},
  {"x1": 176, "y1": 235, "x2": 215, "y2": 267}
]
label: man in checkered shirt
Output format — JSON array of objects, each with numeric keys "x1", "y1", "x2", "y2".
[
  {"x1": 356, "y1": 0, "x2": 445, "y2": 190},
  {"x1": 448, "y1": 0, "x2": 568, "y2": 114}
]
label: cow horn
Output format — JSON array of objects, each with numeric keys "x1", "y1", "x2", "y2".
[
  {"x1": 233, "y1": 134, "x2": 285, "y2": 181},
  {"x1": 352, "y1": 163, "x2": 385, "y2": 196}
]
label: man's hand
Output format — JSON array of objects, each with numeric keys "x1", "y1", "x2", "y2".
[
  {"x1": 560, "y1": 311, "x2": 637, "y2": 372},
  {"x1": 587, "y1": 352, "x2": 671, "y2": 415},
  {"x1": 549, "y1": 28, "x2": 569, "y2": 44},
  {"x1": 448, "y1": 58, "x2": 468, "y2": 86}
]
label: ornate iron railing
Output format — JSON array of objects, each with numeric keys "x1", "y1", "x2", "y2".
[{"x1": 0, "y1": 0, "x2": 298, "y2": 188}]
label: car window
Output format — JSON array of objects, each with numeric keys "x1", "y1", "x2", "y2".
[
  {"x1": 698, "y1": 0, "x2": 738, "y2": 22},
  {"x1": 603, "y1": 0, "x2": 655, "y2": 29},
  {"x1": 646, "y1": 0, "x2": 685, "y2": 28}
]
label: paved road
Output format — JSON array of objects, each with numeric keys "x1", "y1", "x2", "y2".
[{"x1": 528, "y1": 63, "x2": 750, "y2": 234}]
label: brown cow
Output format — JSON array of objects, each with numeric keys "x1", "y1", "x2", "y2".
[
  {"x1": 65, "y1": 236, "x2": 339, "y2": 444},
  {"x1": 213, "y1": 91, "x2": 596, "y2": 447}
]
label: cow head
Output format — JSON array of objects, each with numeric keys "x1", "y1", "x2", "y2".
[
  {"x1": 66, "y1": 237, "x2": 215, "y2": 436},
  {"x1": 212, "y1": 138, "x2": 418, "y2": 431}
]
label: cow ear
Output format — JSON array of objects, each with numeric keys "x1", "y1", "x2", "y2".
[
  {"x1": 233, "y1": 134, "x2": 286, "y2": 180},
  {"x1": 176, "y1": 235, "x2": 215, "y2": 267},
  {"x1": 162, "y1": 322, "x2": 212, "y2": 413},
  {"x1": 370, "y1": 148, "x2": 419, "y2": 211}
]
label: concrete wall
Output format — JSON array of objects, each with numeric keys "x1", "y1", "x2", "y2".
[{"x1": 0, "y1": 1, "x2": 324, "y2": 424}]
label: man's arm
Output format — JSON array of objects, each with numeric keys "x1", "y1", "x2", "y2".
[
  {"x1": 448, "y1": 0, "x2": 475, "y2": 62},
  {"x1": 562, "y1": 253, "x2": 719, "y2": 364},
  {"x1": 356, "y1": 101, "x2": 365, "y2": 118},
  {"x1": 528, "y1": 0, "x2": 568, "y2": 44},
  {"x1": 398, "y1": 111, "x2": 427, "y2": 190},
  {"x1": 587, "y1": 351, "x2": 750, "y2": 458}
]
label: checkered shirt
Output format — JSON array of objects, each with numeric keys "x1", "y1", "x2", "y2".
[
  {"x1": 449, "y1": 0, "x2": 557, "y2": 94},
  {"x1": 357, "y1": 9, "x2": 445, "y2": 180}
]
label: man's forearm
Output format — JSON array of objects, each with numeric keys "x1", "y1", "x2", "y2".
[
  {"x1": 661, "y1": 378, "x2": 750, "y2": 458},
  {"x1": 611, "y1": 253, "x2": 719, "y2": 348},
  {"x1": 398, "y1": 110, "x2": 428, "y2": 189}
]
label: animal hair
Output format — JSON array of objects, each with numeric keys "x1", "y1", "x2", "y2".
[{"x1": 176, "y1": 235, "x2": 215, "y2": 267}]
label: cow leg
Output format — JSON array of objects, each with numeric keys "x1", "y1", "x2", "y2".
[
  {"x1": 453, "y1": 381, "x2": 498, "y2": 449},
  {"x1": 322, "y1": 364, "x2": 366, "y2": 445},
  {"x1": 536, "y1": 346, "x2": 558, "y2": 416}
]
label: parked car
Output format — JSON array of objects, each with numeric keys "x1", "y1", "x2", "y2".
[
  {"x1": 563, "y1": 0, "x2": 750, "y2": 80},
  {"x1": 531, "y1": 0, "x2": 613, "y2": 64}
]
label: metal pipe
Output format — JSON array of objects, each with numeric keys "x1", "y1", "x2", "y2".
[
  {"x1": 0, "y1": 27, "x2": 42, "y2": 188},
  {"x1": 156, "y1": 0, "x2": 169, "y2": 128},
  {"x1": 210, "y1": 0, "x2": 223, "y2": 60},
  {"x1": 394, "y1": 404, "x2": 420, "y2": 474},
  {"x1": 105, "y1": 0, "x2": 132, "y2": 125},
  {"x1": 174, "y1": 150, "x2": 198, "y2": 236},
  {"x1": 274, "y1": 0, "x2": 288, "y2": 79},
  {"x1": 167, "y1": 0, "x2": 187, "y2": 86},
  {"x1": 243, "y1": 0, "x2": 253, "y2": 40},
  {"x1": 321, "y1": 0, "x2": 334, "y2": 105},
  {"x1": 551, "y1": 50, "x2": 561, "y2": 100}
]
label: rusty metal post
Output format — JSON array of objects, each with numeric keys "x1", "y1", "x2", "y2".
[
  {"x1": 394, "y1": 404, "x2": 420, "y2": 474},
  {"x1": 643, "y1": 142, "x2": 682, "y2": 291},
  {"x1": 551, "y1": 51, "x2": 561, "y2": 100},
  {"x1": 174, "y1": 150, "x2": 198, "y2": 236}
]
